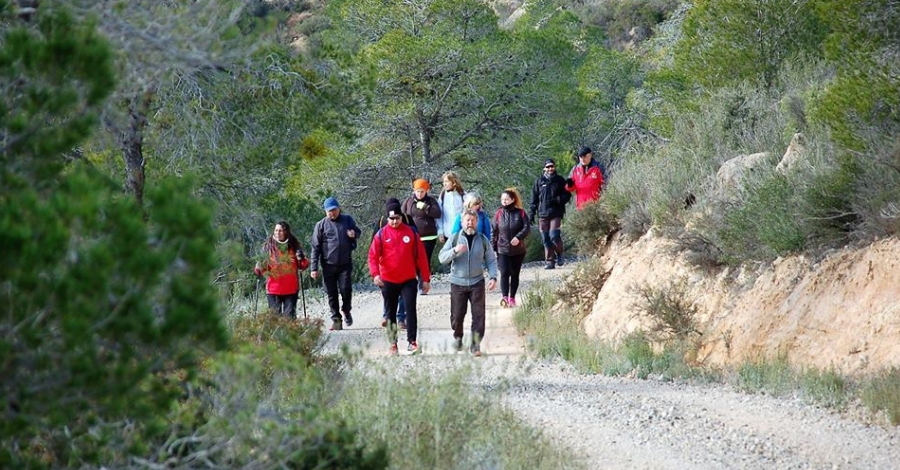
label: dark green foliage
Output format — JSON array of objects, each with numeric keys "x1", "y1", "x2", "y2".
[
  {"x1": 0, "y1": 6, "x2": 228, "y2": 467},
  {"x1": 812, "y1": 0, "x2": 900, "y2": 150},
  {"x1": 0, "y1": 167, "x2": 228, "y2": 467},
  {"x1": 0, "y1": 5, "x2": 115, "y2": 184},
  {"x1": 675, "y1": 0, "x2": 828, "y2": 89}
]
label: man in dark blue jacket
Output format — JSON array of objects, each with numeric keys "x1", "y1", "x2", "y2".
[
  {"x1": 530, "y1": 159, "x2": 571, "y2": 269},
  {"x1": 311, "y1": 197, "x2": 362, "y2": 331}
]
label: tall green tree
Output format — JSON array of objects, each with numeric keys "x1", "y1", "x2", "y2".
[
  {"x1": 675, "y1": 0, "x2": 828, "y2": 89},
  {"x1": 1, "y1": 5, "x2": 227, "y2": 466},
  {"x1": 316, "y1": 0, "x2": 582, "y2": 207},
  {"x1": 812, "y1": 0, "x2": 900, "y2": 150}
]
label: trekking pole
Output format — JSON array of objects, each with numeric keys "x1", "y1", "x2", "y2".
[
  {"x1": 299, "y1": 271, "x2": 308, "y2": 320},
  {"x1": 254, "y1": 276, "x2": 261, "y2": 313}
]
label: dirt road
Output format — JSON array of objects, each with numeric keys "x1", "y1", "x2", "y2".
[{"x1": 309, "y1": 262, "x2": 900, "y2": 469}]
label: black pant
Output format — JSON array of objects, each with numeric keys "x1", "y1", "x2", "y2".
[
  {"x1": 418, "y1": 238, "x2": 437, "y2": 291},
  {"x1": 267, "y1": 293, "x2": 298, "y2": 319},
  {"x1": 450, "y1": 280, "x2": 486, "y2": 344},
  {"x1": 382, "y1": 279, "x2": 418, "y2": 343},
  {"x1": 322, "y1": 263, "x2": 353, "y2": 321},
  {"x1": 497, "y1": 253, "x2": 525, "y2": 298}
]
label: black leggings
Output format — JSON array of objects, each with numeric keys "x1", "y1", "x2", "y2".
[{"x1": 497, "y1": 253, "x2": 525, "y2": 299}]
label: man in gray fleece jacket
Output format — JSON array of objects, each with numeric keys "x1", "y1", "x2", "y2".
[{"x1": 438, "y1": 209, "x2": 498, "y2": 356}]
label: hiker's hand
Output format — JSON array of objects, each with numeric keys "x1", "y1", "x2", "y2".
[
  {"x1": 254, "y1": 266, "x2": 263, "y2": 277},
  {"x1": 488, "y1": 278, "x2": 497, "y2": 291},
  {"x1": 510, "y1": 237, "x2": 520, "y2": 246},
  {"x1": 455, "y1": 243, "x2": 468, "y2": 254},
  {"x1": 439, "y1": 235, "x2": 446, "y2": 243},
  {"x1": 310, "y1": 270, "x2": 319, "y2": 279},
  {"x1": 421, "y1": 282, "x2": 431, "y2": 294},
  {"x1": 298, "y1": 258, "x2": 310, "y2": 271},
  {"x1": 373, "y1": 275, "x2": 383, "y2": 287}
]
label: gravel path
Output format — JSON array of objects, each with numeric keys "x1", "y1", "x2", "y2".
[{"x1": 303, "y1": 261, "x2": 900, "y2": 469}]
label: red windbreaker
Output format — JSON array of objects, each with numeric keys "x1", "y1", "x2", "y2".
[
  {"x1": 566, "y1": 160, "x2": 605, "y2": 210},
  {"x1": 368, "y1": 223, "x2": 431, "y2": 284},
  {"x1": 260, "y1": 244, "x2": 300, "y2": 295}
]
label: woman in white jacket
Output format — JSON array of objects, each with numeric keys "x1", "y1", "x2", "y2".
[{"x1": 437, "y1": 171, "x2": 466, "y2": 243}]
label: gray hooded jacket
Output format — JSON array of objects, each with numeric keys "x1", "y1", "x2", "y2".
[{"x1": 438, "y1": 230, "x2": 498, "y2": 287}]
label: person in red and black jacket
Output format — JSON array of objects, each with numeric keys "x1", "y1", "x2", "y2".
[
  {"x1": 254, "y1": 221, "x2": 308, "y2": 319},
  {"x1": 565, "y1": 146, "x2": 606, "y2": 210},
  {"x1": 368, "y1": 201, "x2": 432, "y2": 356}
]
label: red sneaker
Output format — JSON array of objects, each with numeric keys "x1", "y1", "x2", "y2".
[
  {"x1": 389, "y1": 343, "x2": 399, "y2": 356},
  {"x1": 407, "y1": 341, "x2": 421, "y2": 355}
]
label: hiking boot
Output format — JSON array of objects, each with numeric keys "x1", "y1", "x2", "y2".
[
  {"x1": 407, "y1": 341, "x2": 421, "y2": 355},
  {"x1": 330, "y1": 320, "x2": 343, "y2": 331},
  {"x1": 389, "y1": 343, "x2": 399, "y2": 356},
  {"x1": 469, "y1": 342, "x2": 482, "y2": 357},
  {"x1": 557, "y1": 254, "x2": 565, "y2": 266},
  {"x1": 381, "y1": 318, "x2": 388, "y2": 328},
  {"x1": 500, "y1": 296, "x2": 509, "y2": 308},
  {"x1": 508, "y1": 297, "x2": 516, "y2": 308},
  {"x1": 544, "y1": 261, "x2": 556, "y2": 270},
  {"x1": 399, "y1": 320, "x2": 408, "y2": 330},
  {"x1": 343, "y1": 311, "x2": 353, "y2": 327},
  {"x1": 453, "y1": 337, "x2": 464, "y2": 352}
]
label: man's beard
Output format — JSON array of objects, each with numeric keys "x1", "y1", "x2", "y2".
[{"x1": 463, "y1": 227, "x2": 476, "y2": 236}]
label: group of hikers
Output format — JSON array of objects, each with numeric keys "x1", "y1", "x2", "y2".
[{"x1": 254, "y1": 147, "x2": 606, "y2": 356}]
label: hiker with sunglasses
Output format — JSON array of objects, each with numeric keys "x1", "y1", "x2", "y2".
[{"x1": 530, "y1": 158, "x2": 571, "y2": 270}]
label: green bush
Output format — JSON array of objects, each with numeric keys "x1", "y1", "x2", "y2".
[
  {"x1": 800, "y1": 367, "x2": 848, "y2": 409},
  {"x1": 337, "y1": 365, "x2": 579, "y2": 469},
  {"x1": 719, "y1": 171, "x2": 806, "y2": 262},
  {"x1": 563, "y1": 200, "x2": 618, "y2": 255},
  {"x1": 860, "y1": 368, "x2": 900, "y2": 426},
  {"x1": 735, "y1": 356, "x2": 795, "y2": 396},
  {"x1": 140, "y1": 338, "x2": 387, "y2": 469}
]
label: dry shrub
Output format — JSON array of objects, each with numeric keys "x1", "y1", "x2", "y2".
[
  {"x1": 557, "y1": 257, "x2": 611, "y2": 318},
  {"x1": 628, "y1": 278, "x2": 700, "y2": 342}
]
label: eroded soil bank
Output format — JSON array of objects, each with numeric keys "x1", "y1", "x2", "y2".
[{"x1": 583, "y1": 232, "x2": 900, "y2": 375}]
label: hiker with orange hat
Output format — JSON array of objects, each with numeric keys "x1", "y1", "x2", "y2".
[{"x1": 402, "y1": 178, "x2": 442, "y2": 293}]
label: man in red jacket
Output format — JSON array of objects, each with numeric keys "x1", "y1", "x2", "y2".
[
  {"x1": 565, "y1": 146, "x2": 606, "y2": 210},
  {"x1": 368, "y1": 201, "x2": 432, "y2": 355}
]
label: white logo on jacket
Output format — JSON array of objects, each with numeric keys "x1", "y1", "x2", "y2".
[{"x1": 403, "y1": 236, "x2": 411, "y2": 243}]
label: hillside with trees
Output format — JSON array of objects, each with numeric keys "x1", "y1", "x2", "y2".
[{"x1": 3, "y1": 0, "x2": 899, "y2": 467}]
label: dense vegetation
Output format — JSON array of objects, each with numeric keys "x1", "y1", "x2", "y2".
[{"x1": 3, "y1": 0, "x2": 899, "y2": 467}]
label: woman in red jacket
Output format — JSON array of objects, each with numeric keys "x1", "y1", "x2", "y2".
[
  {"x1": 369, "y1": 202, "x2": 432, "y2": 355},
  {"x1": 255, "y1": 221, "x2": 308, "y2": 319}
]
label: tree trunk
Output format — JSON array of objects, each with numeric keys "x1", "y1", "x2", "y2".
[{"x1": 122, "y1": 88, "x2": 155, "y2": 208}]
